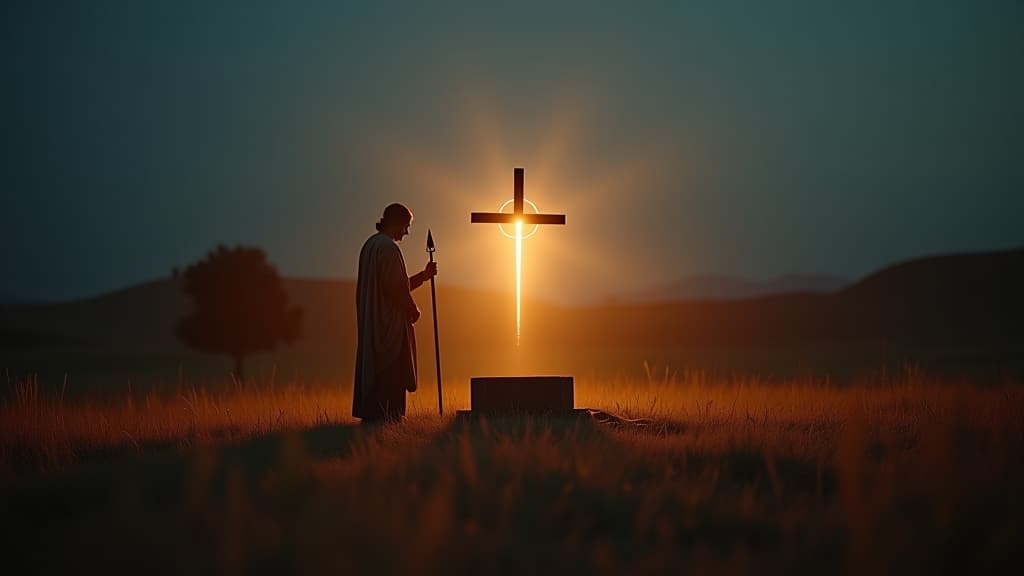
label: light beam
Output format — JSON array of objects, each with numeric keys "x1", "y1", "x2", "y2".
[{"x1": 515, "y1": 219, "x2": 522, "y2": 347}]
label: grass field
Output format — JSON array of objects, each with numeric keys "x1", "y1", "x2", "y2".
[{"x1": 3, "y1": 367, "x2": 1022, "y2": 574}]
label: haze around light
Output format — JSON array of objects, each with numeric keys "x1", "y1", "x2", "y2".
[{"x1": 3, "y1": 1, "x2": 1022, "y2": 306}]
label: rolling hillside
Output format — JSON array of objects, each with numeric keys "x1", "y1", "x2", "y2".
[
  {"x1": 617, "y1": 273, "x2": 848, "y2": 302},
  {"x1": 2, "y1": 248, "x2": 1021, "y2": 393}
]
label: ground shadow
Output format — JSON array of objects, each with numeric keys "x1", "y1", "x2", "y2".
[
  {"x1": 3, "y1": 421, "x2": 368, "y2": 575},
  {"x1": 5, "y1": 411, "x2": 1010, "y2": 575},
  {"x1": 418, "y1": 412, "x2": 843, "y2": 573}
]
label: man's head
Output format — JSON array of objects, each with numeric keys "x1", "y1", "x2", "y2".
[{"x1": 376, "y1": 203, "x2": 413, "y2": 241}]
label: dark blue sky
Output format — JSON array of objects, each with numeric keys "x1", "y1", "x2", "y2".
[{"x1": 3, "y1": 1, "x2": 1022, "y2": 305}]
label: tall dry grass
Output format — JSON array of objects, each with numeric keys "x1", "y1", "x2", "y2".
[
  {"x1": 3, "y1": 366, "x2": 1020, "y2": 474},
  {"x1": 3, "y1": 367, "x2": 1022, "y2": 574}
]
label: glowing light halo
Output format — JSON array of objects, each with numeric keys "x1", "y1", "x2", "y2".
[{"x1": 497, "y1": 198, "x2": 541, "y2": 239}]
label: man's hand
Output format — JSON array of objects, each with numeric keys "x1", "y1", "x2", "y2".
[{"x1": 423, "y1": 261, "x2": 438, "y2": 279}]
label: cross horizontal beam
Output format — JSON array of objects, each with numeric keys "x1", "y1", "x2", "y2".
[
  {"x1": 470, "y1": 167, "x2": 566, "y2": 226},
  {"x1": 470, "y1": 213, "x2": 566, "y2": 225}
]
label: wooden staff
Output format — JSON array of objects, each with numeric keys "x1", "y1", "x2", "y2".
[{"x1": 426, "y1": 229, "x2": 443, "y2": 415}]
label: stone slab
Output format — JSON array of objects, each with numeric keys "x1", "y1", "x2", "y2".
[
  {"x1": 455, "y1": 408, "x2": 591, "y2": 423},
  {"x1": 469, "y1": 376, "x2": 574, "y2": 413}
]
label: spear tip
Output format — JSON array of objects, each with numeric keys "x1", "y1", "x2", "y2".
[{"x1": 426, "y1": 229, "x2": 435, "y2": 251}]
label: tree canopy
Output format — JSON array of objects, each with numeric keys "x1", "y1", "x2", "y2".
[{"x1": 177, "y1": 245, "x2": 302, "y2": 379}]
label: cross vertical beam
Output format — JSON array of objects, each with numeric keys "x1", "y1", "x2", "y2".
[{"x1": 514, "y1": 167, "x2": 524, "y2": 217}]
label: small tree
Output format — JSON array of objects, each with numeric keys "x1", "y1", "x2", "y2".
[{"x1": 177, "y1": 245, "x2": 302, "y2": 380}]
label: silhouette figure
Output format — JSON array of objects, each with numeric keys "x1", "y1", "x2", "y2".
[
  {"x1": 176, "y1": 245, "x2": 302, "y2": 380},
  {"x1": 353, "y1": 203, "x2": 437, "y2": 422}
]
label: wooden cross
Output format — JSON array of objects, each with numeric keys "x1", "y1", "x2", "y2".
[
  {"x1": 471, "y1": 167, "x2": 565, "y2": 345},
  {"x1": 471, "y1": 168, "x2": 566, "y2": 226}
]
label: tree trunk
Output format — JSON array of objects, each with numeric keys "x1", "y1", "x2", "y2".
[{"x1": 234, "y1": 353, "x2": 244, "y2": 383}]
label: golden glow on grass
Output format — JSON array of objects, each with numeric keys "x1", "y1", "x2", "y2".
[
  {"x1": 4, "y1": 370, "x2": 1021, "y2": 465},
  {"x1": 515, "y1": 219, "x2": 523, "y2": 347},
  {"x1": 5, "y1": 371, "x2": 1023, "y2": 572}
]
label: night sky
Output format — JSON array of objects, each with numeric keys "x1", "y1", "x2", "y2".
[{"x1": 3, "y1": 1, "x2": 1022, "y2": 305}]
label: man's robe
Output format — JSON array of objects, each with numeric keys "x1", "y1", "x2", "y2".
[{"x1": 353, "y1": 232, "x2": 419, "y2": 418}]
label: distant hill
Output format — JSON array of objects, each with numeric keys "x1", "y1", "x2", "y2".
[
  {"x1": 559, "y1": 248, "x2": 1024, "y2": 346},
  {"x1": 834, "y1": 248, "x2": 1024, "y2": 346},
  {"x1": 2, "y1": 248, "x2": 1022, "y2": 390},
  {"x1": 619, "y1": 273, "x2": 848, "y2": 302}
]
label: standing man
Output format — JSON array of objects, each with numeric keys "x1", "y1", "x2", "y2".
[{"x1": 353, "y1": 203, "x2": 438, "y2": 422}]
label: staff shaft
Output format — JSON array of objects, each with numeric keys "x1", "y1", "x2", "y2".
[{"x1": 428, "y1": 250, "x2": 443, "y2": 415}]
